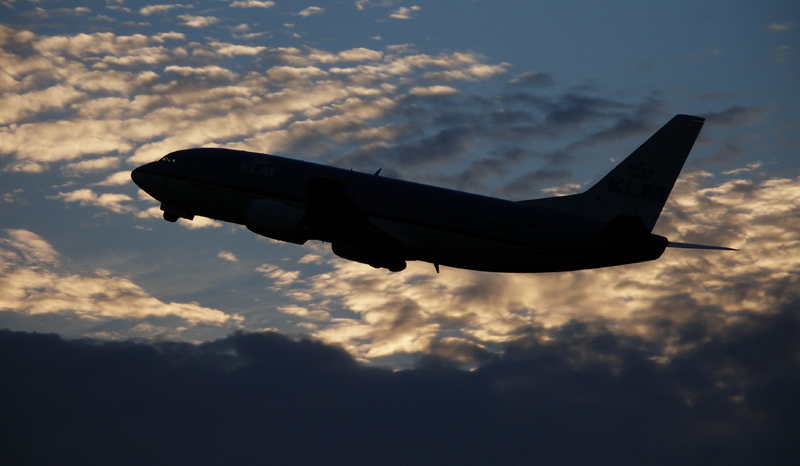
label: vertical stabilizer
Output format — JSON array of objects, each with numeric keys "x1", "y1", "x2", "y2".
[{"x1": 523, "y1": 114, "x2": 705, "y2": 231}]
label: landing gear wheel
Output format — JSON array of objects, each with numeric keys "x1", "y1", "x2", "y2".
[{"x1": 163, "y1": 212, "x2": 179, "y2": 223}]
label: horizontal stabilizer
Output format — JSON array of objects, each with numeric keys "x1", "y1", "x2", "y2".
[{"x1": 667, "y1": 241, "x2": 738, "y2": 251}]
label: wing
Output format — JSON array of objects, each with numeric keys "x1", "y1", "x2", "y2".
[
  {"x1": 307, "y1": 177, "x2": 372, "y2": 240},
  {"x1": 306, "y1": 177, "x2": 405, "y2": 252}
]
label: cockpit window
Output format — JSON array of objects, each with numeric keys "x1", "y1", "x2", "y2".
[{"x1": 159, "y1": 155, "x2": 177, "y2": 163}]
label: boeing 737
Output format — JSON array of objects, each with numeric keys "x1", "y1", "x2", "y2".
[{"x1": 131, "y1": 114, "x2": 734, "y2": 273}]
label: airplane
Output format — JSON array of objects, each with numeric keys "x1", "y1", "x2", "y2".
[{"x1": 131, "y1": 114, "x2": 735, "y2": 273}]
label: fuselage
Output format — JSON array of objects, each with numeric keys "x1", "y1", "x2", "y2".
[{"x1": 131, "y1": 148, "x2": 667, "y2": 273}]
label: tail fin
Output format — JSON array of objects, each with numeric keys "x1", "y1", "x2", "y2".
[{"x1": 522, "y1": 114, "x2": 705, "y2": 231}]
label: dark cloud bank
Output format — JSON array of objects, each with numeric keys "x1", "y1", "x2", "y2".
[{"x1": 3, "y1": 305, "x2": 799, "y2": 466}]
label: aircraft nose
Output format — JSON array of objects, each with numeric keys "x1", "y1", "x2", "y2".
[
  {"x1": 131, "y1": 166, "x2": 145, "y2": 187},
  {"x1": 131, "y1": 164, "x2": 158, "y2": 190}
]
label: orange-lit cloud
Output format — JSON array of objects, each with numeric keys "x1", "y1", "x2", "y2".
[
  {"x1": 0, "y1": 229, "x2": 242, "y2": 328},
  {"x1": 0, "y1": 27, "x2": 511, "y2": 175},
  {"x1": 0, "y1": 24, "x2": 793, "y2": 366},
  {"x1": 257, "y1": 174, "x2": 800, "y2": 361}
]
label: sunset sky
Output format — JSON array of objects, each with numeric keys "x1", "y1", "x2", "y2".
[{"x1": 1, "y1": 1, "x2": 798, "y2": 463}]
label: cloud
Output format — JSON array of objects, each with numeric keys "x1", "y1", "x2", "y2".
[
  {"x1": 265, "y1": 65, "x2": 328, "y2": 82},
  {"x1": 390, "y1": 6, "x2": 420, "y2": 20},
  {"x1": 409, "y1": 85, "x2": 459, "y2": 97},
  {"x1": 278, "y1": 304, "x2": 331, "y2": 321},
  {"x1": 0, "y1": 29, "x2": 508, "y2": 177},
  {"x1": 230, "y1": 0, "x2": 275, "y2": 7},
  {"x1": 423, "y1": 63, "x2": 510, "y2": 82},
  {"x1": 2, "y1": 229, "x2": 59, "y2": 266},
  {"x1": 4, "y1": 160, "x2": 46, "y2": 174},
  {"x1": 176, "y1": 216, "x2": 223, "y2": 229},
  {"x1": 270, "y1": 47, "x2": 384, "y2": 66},
  {"x1": 208, "y1": 41, "x2": 267, "y2": 57},
  {"x1": 539, "y1": 93, "x2": 628, "y2": 128},
  {"x1": 338, "y1": 47, "x2": 383, "y2": 62},
  {"x1": 297, "y1": 6, "x2": 324, "y2": 17},
  {"x1": 0, "y1": 27, "x2": 516, "y2": 178},
  {"x1": 509, "y1": 71, "x2": 554, "y2": 87},
  {"x1": 298, "y1": 253, "x2": 323, "y2": 264},
  {"x1": 224, "y1": 173, "x2": 800, "y2": 362},
  {"x1": 2, "y1": 189, "x2": 25, "y2": 205},
  {"x1": 722, "y1": 162, "x2": 762, "y2": 176},
  {"x1": 0, "y1": 45, "x2": 51, "y2": 93},
  {"x1": 63, "y1": 156, "x2": 121, "y2": 175},
  {"x1": 0, "y1": 85, "x2": 85, "y2": 125},
  {"x1": 767, "y1": 22, "x2": 793, "y2": 32},
  {"x1": 154, "y1": 32, "x2": 186, "y2": 41},
  {"x1": 139, "y1": 4, "x2": 191, "y2": 16},
  {"x1": 430, "y1": 147, "x2": 527, "y2": 193},
  {"x1": 255, "y1": 263, "x2": 301, "y2": 287},
  {"x1": 94, "y1": 170, "x2": 133, "y2": 186},
  {"x1": 53, "y1": 188, "x2": 135, "y2": 214},
  {"x1": 702, "y1": 106, "x2": 764, "y2": 126},
  {"x1": 0, "y1": 26, "x2": 779, "y2": 264},
  {"x1": 0, "y1": 7, "x2": 796, "y2": 462},
  {"x1": 164, "y1": 65, "x2": 238, "y2": 80},
  {"x1": 0, "y1": 24, "x2": 36, "y2": 46},
  {"x1": 771, "y1": 44, "x2": 793, "y2": 64},
  {"x1": 34, "y1": 32, "x2": 165, "y2": 58},
  {"x1": 494, "y1": 167, "x2": 572, "y2": 198},
  {"x1": 1, "y1": 308, "x2": 796, "y2": 464},
  {"x1": 0, "y1": 230, "x2": 241, "y2": 327},
  {"x1": 540, "y1": 182, "x2": 583, "y2": 196},
  {"x1": 217, "y1": 251, "x2": 239, "y2": 262},
  {"x1": 134, "y1": 204, "x2": 222, "y2": 229},
  {"x1": 177, "y1": 14, "x2": 219, "y2": 28}
]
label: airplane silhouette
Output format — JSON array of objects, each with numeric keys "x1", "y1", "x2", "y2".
[{"x1": 132, "y1": 114, "x2": 734, "y2": 273}]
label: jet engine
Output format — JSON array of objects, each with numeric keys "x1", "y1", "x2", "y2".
[{"x1": 245, "y1": 200, "x2": 309, "y2": 245}]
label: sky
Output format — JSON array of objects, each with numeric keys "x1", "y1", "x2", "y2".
[{"x1": 1, "y1": 0, "x2": 799, "y2": 464}]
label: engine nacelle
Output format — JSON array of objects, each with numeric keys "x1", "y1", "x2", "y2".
[
  {"x1": 160, "y1": 203, "x2": 194, "y2": 222},
  {"x1": 245, "y1": 200, "x2": 308, "y2": 245},
  {"x1": 332, "y1": 243, "x2": 406, "y2": 272}
]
